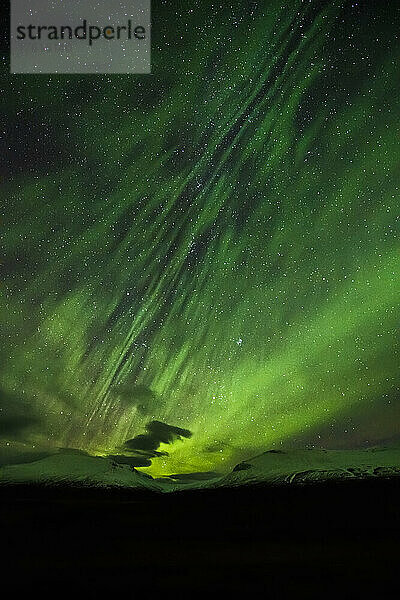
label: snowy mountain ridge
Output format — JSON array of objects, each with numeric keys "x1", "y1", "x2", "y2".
[{"x1": 1, "y1": 446, "x2": 400, "y2": 492}]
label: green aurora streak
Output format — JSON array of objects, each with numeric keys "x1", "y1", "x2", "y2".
[{"x1": 1, "y1": 0, "x2": 399, "y2": 476}]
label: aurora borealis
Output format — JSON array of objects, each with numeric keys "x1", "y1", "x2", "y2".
[{"x1": 1, "y1": 0, "x2": 399, "y2": 477}]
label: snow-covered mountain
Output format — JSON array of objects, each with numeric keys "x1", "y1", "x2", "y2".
[
  {"x1": 1, "y1": 446, "x2": 400, "y2": 492},
  {"x1": 215, "y1": 447, "x2": 400, "y2": 487},
  {"x1": 0, "y1": 451, "x2": 165, "y2": 491}
]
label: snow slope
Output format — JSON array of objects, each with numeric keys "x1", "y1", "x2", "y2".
[
  {"x1": 216, "y1": 447, "x2": 400, "y2": 487},
  {"x1": 1, "y1": 447, "x2": 400, "y2": 491},
  {"x1": 0, "y1": 451, "x2": 165, "y2": 491}
]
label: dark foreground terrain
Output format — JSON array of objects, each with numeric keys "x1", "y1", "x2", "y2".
[{"x1": 2, "y1": 478, "x2": 400, "y2": 595}]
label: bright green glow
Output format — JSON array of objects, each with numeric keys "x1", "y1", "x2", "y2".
[{"x1": 1, "y1": 1, "x2": 399, "y2": 476}]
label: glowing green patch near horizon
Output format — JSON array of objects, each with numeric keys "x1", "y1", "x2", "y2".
[{"x1": 1, "y1": 1, "x2": 399, "y2": 477}]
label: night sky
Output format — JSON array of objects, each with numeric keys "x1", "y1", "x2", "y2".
[{"x1": 1, "y1": 0, "x2": 399, "y2": 477}]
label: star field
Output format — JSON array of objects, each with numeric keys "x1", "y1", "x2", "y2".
[{"x1": 1, "y1": 0, "x2": 399, "y2": 476}]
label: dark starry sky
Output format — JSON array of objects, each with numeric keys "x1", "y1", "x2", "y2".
[{"x1": 1, "y1": 0, "x2": 399, "y2": 475}]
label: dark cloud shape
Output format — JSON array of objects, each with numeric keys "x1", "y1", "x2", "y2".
[
  {"x1": 121, "y1": 420, "x2": 192, "y2": 461},
  {"x1": 124, "y1": 435, "x2": 168, "y2": 455}
]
